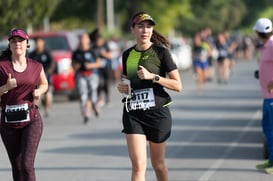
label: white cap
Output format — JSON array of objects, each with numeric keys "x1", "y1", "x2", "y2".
[{"x1": 253, "y1": 18, "x2": 272, "y2": 33}]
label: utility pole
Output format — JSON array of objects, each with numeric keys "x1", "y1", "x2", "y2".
[
  {"x1": 106, "y1": 0, "x2": 114, "y2": 32},
  {"x1": 43, "y1": 17, "x2": 50, "y2": 32},
  {"x1": 97, "y1": 0, "x2": 105, "y2": 31}
]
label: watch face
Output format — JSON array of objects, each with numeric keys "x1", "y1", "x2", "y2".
[{"x1": 155, "y1": 75, "x2": 160, "y2": 81}]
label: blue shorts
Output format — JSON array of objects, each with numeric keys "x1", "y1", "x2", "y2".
[{"x1": 193, "y1": 60, "x2": 209, "y2": 70}]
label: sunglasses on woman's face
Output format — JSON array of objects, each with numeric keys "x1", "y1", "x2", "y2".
[{"x1": 9, "y1": 37, "x2": 25, "y2": 43}]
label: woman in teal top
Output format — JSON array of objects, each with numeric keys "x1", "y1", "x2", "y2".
[{"x1": 117, "y1": 12, "x2": 182, "y2": 181}]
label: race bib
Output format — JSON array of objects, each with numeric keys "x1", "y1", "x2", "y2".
[
  {"x1": 5, "y1": 103, "x2": 30, "y2": 123},
  {"x1": 128, "y1": 88, "x2": 155, "y2": 111}
]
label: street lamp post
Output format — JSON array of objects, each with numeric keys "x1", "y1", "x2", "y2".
[{"x1": 106, "y1": 0, "x2": 114, "y2": 32}]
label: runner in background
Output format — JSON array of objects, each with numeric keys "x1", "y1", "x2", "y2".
[
  {"x1": 89, "y1": 29, "x2": 113, "y2": 107},
  {"x1": 192, "y1": 33, "x2": 210, "y2": 92},
  {"x1": 201, "y1": 27, "x2": 215, "y2": 81},
  {"x1": 72, "y1": 33, "x2": 100, "y2": 124},
  {"x1": 108, "y1": 35, "x2": 122, "y2": 83},
  {"x1": 223, "y1": 31, "x2": 238, "y2": 75},
  {"x1": 29, "y1": 37, "x2": 54, "y2": 117},
  {"x1": 216, "y1": 33, "x2": 232, "y2": 84}
]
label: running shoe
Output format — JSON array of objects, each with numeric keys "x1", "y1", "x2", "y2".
[
  {"x1": 93, "y1": 106, "x2": 99, "y2": 117},
  {"x1": 256, "y1": 160, "x2": 270, "y2": 169},
  {"x1": 97, "y1": 98, "x2": 105, "y2": 108},
  {"x1": 83, "y1": 116, "x2": 90, "y2": 124},
  {"x1": 44, "y1": 111, "x2": 49, "y2": 118},
  {"x1": 265, "y1": 166, "x2": 273, "y2": 174}
]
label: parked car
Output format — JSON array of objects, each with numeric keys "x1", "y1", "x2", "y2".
[
  {"x1": 29, "y1": 31, "x2": 81, "y2": 98},
  {"x1": 170, "y1": 38, "x2": 192, "y2": 71},
  {"x1": 0, "y1": 39, "x2": 8, "y2": 51}
]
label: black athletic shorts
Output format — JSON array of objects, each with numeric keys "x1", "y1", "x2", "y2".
[{"x1": 122, "y1": 106, "x2": 172, "y2": 143}]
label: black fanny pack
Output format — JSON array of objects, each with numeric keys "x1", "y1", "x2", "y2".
[
  {"x1": 5, "y1": 109, "x2": 29, "y2": 122},
  {"x1": 4, "y1": 103, "x2": 32, "y2": 123}
]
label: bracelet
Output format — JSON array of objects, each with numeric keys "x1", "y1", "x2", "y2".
[{"x1": 1, "y1": 87, "x2": 8, "y2": 94}]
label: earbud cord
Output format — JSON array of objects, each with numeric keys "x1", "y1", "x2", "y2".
[{"x1": 125, "y1": 95, "x2": 130, "y2": 112}]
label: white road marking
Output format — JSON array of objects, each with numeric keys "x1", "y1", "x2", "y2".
[{"x1": 198, "y1": 110, "x2": 261, "y2": 181}]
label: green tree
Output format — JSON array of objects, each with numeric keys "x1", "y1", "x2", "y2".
[
  {"x1": 241, "y1": 0, "x2": 273, "y2": 26},
  {"x1": 49, "y1": 0, "x2": 273, "y2": 37},
  {"x1": 179, "y1": 0, "x2": 247, "y2": 35},
  {"x1": 51, "y1": 0, "x2": 98, "y2": 30},
  {"x1": 51, "y1": 0, "x2": 192, "y2": 35},
  {"x1": 0, "y1": 0, "x2": 58, "y2": 36},
  {"x1": 116, "y1": 0, "x2": 192, "y2": 35}
]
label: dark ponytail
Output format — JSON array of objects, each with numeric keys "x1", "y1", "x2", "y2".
[
  {"x1": 0, "y1": 47, "x2": 12, "y2": 59},
  {"x1": 151, "y1": 30, "x2": 170, "y2": 49}
]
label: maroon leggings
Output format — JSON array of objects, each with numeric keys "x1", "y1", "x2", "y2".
[{"x1": 0, "y1": 116, "x2": 43, "y2": 181}]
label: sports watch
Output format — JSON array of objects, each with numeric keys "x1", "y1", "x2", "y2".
[
  {"x1": 1, "y1": 89, "x2": 8, "y2": 94},
  {"x1": 153, "y1": 74, "x2": 160, "y2": 83}
]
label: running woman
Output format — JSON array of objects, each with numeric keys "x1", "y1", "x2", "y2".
[
  {"x1": 192, "y1": 33, "x2": 210, "y2": 92},
  {"x1": 89, "y1": 29, "x2": 113, "y2": 106},
  {"x1": 29, "y1": 37, "x2": 54, "y2": 117},
  {"x1": 72, "y1": 33, "x2": 101, "y2": 124},
  {"x1": 117, "y1": 12, "x2": 182, "y2": 181},
  {"x1": 216, "y1": 33, "x2": 231, "y2": 84},
  {"x1": 0, "y1": 29, "x2": 48, "y2": 181}
]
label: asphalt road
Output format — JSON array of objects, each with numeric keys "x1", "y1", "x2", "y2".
[{"x1": 0, "y1": 58, "x2": 272, "y2": 181}]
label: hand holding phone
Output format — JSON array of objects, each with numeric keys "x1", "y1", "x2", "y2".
[{"x1": 121, "y1": 78, "x2": 131, "y2": 98}]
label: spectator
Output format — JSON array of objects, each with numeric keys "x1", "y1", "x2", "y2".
[{"x1": 253, "y1": 18, "x2": 273, "y2": 174}]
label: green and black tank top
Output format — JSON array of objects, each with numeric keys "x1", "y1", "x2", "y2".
[{"x1": 122, "y1": 44, "x2": 177, "y2": 109}]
